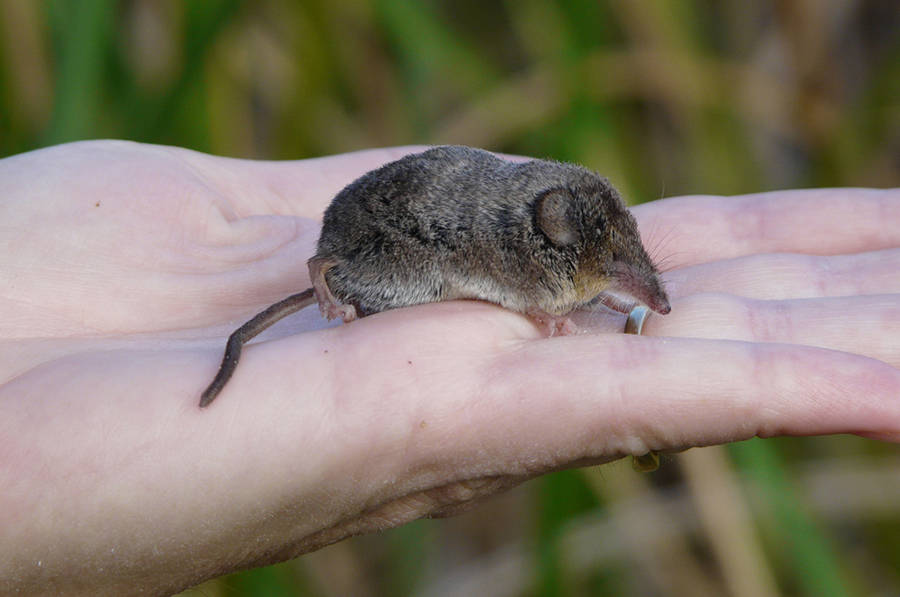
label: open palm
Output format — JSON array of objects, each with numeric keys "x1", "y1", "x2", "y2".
[{"x1": 1, "y1": 141, "x2": 898, "y2": 596}]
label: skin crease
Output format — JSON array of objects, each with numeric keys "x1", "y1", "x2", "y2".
[{"x1": 0, "y1": 140, "x2": 898, "y2": 595}]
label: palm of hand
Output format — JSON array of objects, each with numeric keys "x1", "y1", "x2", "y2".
[
  {"x1": 2, "y1": 141, "x2": 324, "y2": 338},
  {"x1": 1, "y1": 141, "x2": 898, "y2": 595}
]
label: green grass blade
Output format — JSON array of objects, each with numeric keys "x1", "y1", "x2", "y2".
[
  {"x1": 729, "y1": 439, "x2": 853, "y2": 597},
  {"x1": 44, "y1": 0, "x2": 114, "y2": 144}
]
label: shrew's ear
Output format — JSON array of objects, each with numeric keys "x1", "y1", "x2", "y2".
[{"x1": 535, "y1": 188, "x2": 579, "y2": 246}]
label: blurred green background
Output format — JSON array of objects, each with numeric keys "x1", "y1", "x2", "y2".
[{"x1": 2, "y1": 1, "x2": 899, "y2": 596}]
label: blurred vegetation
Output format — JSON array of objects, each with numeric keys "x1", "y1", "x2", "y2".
[{"x1": 1, "y1": 0, "x2": 898, "y2": 595}]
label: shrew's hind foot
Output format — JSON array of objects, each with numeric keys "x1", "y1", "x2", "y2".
[
  {"x1": 308, "y1": 257, "x2": 358, "y2": 323},
  {"x1": 323, "y1": 300, "x2": 357, "y2": 322},
  {"x1": 526, "y1": 309, "x2": 579, "y2": 337}
]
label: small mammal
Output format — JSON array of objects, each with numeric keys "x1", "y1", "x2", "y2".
[{"x1": 199, "y1": 146, "x2": 670, "y2": 407}]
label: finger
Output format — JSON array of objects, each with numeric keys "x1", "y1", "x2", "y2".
[
  {"x1": 633, "y1": 188, "x2": 900, "y2": 269},
  {"x1": 663, "y1": 248, "x2": 900, "y2": 300},
  {"x1": 642, "y1": 293, "x2": 900, "y2": 368},
  {"x1": 189, "y1": 300, "x2": 900, "y2": 486},
  {"x1": 282, "y1": 304, "x2": 900, "y2": 469},
  {"x1": 477, "y1": 334, "x2": 900, "y2": 476}
]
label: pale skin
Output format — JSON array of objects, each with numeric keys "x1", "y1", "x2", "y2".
[{"x1": 0, "y1": 140, "x2": 898, "y2": 596}]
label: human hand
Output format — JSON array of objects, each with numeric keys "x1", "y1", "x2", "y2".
[{"x1": 1, "y1": 141, "x2": 897, "y2": 595}]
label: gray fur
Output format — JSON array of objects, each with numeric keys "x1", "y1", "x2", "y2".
[{"x1": 315, "y1": 145, "x2": 667, "y2": 317}]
